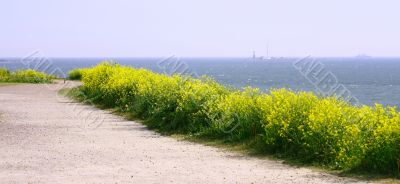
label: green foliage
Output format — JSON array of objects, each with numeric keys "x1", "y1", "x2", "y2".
[
  {"x1": 0, "y1": 68, "x2": 55, "y2": 83},
  {"x1": 77, "y1": 62, "x2": 400, "y2": 175},
  {"x1": 68, "y1": 68, "x2": 84, "y2": 80},
  {"x1": 0, "y1": 68, "x2": 10, "y2": 81}
]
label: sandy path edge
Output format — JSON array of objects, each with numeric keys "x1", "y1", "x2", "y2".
[{"x1": 0, "y1": 81, "x2": 374, "y2": 183}]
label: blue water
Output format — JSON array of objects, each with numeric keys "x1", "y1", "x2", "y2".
[{"x1": 1, "y1": 57, "x2": 400, "y2": 107}]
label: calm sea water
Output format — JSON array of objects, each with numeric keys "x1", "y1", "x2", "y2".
[{"x1": 1, "y1": 57, "x2": 400, "y2": 107}]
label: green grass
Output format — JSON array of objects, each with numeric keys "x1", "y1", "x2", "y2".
[
  {"x1": 59, "y1": 87, "x2": 83, "y2": 100},
  {"x1": 64, "y1": 61, "x2": 400, "y2": 178}
]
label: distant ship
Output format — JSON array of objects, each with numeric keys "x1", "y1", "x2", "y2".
[
  {"x1": 253, "y1": 45, "x2": 274, "y2": 61},
  {"x1": 253, "y1": 53, "x2": 270, "y2": 61},
  {"x1": 253, "y1": 43, "x2": 279, "y2": 61}
]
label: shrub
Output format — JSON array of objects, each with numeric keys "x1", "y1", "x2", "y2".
[
  {"x1": 68, "y1": 69, "x2": 83, "y2": 80},
  {"x1": 205, "y1": 87, "x2": 263, "y2": 140},
  {"x1": 0, "y1": 68, "x2": 10, "y2": 81},
  {"x1": 257, "y1": 89, "x2": 320, "y2": 156},
  {"x1": 0, "y1": 68, "x2": 55, "y2": 83},
  {"x1": 77, "y1": 62, "x2": 400, "y2": 175},
  {"x1": 172, "y1": 77, "x2": 229, "y2": 133}
]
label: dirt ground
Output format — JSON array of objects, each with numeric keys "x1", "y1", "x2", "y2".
[{"x1": 0, "y1": 81, "x2": 373, "y2": 183}]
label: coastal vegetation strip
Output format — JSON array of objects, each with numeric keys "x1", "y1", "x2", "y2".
[
  {"x1": 0, "y1": 68, "x2": 55, "y2": 83},
  {"x1": 69, "y1": 62, "x2": 399, "y2": 176}
]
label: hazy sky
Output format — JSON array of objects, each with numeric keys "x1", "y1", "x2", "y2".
[{"x1": 1, "y1": 0, "x2": 399, "y2": 57}]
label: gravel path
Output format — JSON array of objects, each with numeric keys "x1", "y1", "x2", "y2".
[{"x1": 0, "y1": 82, "x2": 371, "y2": 183}]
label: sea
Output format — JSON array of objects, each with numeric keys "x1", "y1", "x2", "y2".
[{"x1": 1, "y1": 57, "x2": 400, "y2": 107}]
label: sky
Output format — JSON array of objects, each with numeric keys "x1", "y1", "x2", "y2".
[{"x1": 1, "y1": 0, "x2": 399, "y2": 57}]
